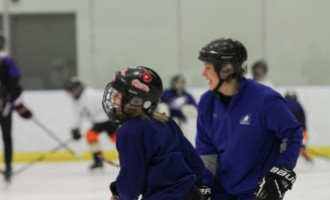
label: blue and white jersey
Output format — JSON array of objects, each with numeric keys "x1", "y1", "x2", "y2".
[
  {"x1": 196, "y1": 78, "x2": 303, "y2": 195},
  {"x1": 115, "y1": 117, "x2": 204, "y2": 200}
]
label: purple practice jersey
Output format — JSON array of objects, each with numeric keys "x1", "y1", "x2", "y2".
[
  {"x1": 115, "y1": 117, "x2": 204, "y2": 200},
  {"x1": 0, "y1": 56, "x2": 23, "y2": 104},
  {"x1": 285, "y1": 97, "x2": 306, "y2": 130},
  {"x1": 196, "y1": 78, "x2": 303, "y2": 196},
  {"x1": 161, "y1": 89, "x2": 197, "y2": 121}
]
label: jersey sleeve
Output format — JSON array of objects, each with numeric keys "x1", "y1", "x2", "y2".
[
  {"x1": 115, "y1": 126, "x2": 147, "y2": 200},
  {"x1": 263, "y1": 93, "x2": 303, "y2": 170},
  {"x1": 195, "y1": 99, "x2": 219, "y2": 185}
]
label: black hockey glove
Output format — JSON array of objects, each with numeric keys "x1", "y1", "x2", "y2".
[
  {"x1": 15, "y1": 104, "x2": 33, "y2": 119},
  {"x1": 71, "y1": 129, "x2": 82, "y2": 140},
  {"x1": 199, "y1": 185, "x2": 211, "y2": 200},
  {"x1": 254, "y1": 166, "x2": 296, "y2": 200},
  {"x1": 110, "y1": 181, "x2": 120, "y2": 200}
]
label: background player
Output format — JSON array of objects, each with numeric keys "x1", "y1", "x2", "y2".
[
  {"x1": 284, "y1": 90, "x2": 313, "y2": 162},
  {"x1": 0, "y1": 35, "x2": 33, "y2": 182},
  {"x1": 64, "y1": 77, "x2": 118, "y2": 170},
  {"x1": 196, "y1": 37, "x2": 303, "y2": 200},
  {"x1": 102, "y1": 66, "x2": 204, "y2": 200},
  {"x1": 161, "y1": 74, "x2": 198, "y2": 131},
  {"x1": 251, "y1": 59, "x2": 273, "y2": 87}
]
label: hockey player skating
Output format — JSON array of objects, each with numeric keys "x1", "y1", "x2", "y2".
[
  {"x1": 161, "y1": 75, "x2": 198, "y2": 128},
  {"x1": 196, "y1": 38, "x2": 303, "y2": 200},
  {"x1": 284, "y1": 90, "x2": 313, "y2": 162},
  {"x1": 64, "y1": 77, "x2": 118, "y2": 170},
  {"x1": 102, "y1": 66, "x2": 205, "y2": 200},
  {"x1": 0, "y1": 35, "x2": 33, "y2": 182}
]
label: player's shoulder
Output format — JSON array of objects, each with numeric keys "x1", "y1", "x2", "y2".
[
  {"x1": 197, "y1": 90, "x2": 217, "y2": 113},
  {"x1": 244, "y1": 78, "x2": 279, "y2": 98},
  {"x1": 244, "y1": 79, "x2": 286, "y2": 110},
  {"x1": 82, "y1": 87, "x2": 101, "y2": 98},
  {"x1": 118, "y1": 118, "x2": 157, "y2": 137},
  {"x1": 199, "y1": 90, "x2": 214, "y2": 103}
]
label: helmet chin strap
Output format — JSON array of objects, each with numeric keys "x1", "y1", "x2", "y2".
[
  {"x1": 212, "y1": 72, "x2": 225, "y2": 100},
  {"x1": 212, "y1": 78, "x2": 224, "y2": 93}
]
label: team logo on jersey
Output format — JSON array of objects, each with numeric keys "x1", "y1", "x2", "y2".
[
  {"x1": 240, "y1": 114, "x2": 251, "y2": 125},
  {"x1": 131, "y1": 79, "x2": 150, "y2": 92},
  {"x1": 139, "y1": 71, "x2": 153, "y2": 83}
]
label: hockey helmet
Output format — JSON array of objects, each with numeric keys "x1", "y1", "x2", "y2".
[
  {"x1": 199, "y1": 37, "x2": 248, "y2": 76},
  {"x1": 252, "y1": 60, "x2": 268, "y2": 81},
  {"x1": 63, "y1": 77, "x2": 85, "y2": 99},
  {"x1": 285, "y1": 90, "x2": 297, "y2": 100},
  {"x1": 102, "y1": 66, "x2": 163, "y2": 123},
  {"x1": 170, "y1": 74, "x2": 186, "y2": 96}
]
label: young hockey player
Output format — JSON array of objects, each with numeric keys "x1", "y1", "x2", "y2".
[
  {"x1": 102, "y1": 66, "x2": 205, "y2": 200},
  {"x1": 0, "y1": 35, "x2": 33, "y2": 182},
  {"x1": 64, "y1": 77, "x2": 118, "y2": 170},
  {"x1": 161, "y1": 74, "x2": 198, "y2": 127},
  {"x1": 196, "y1": 37, "x2": 303, "y2": 200}
]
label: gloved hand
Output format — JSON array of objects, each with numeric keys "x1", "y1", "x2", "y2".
[
  {"x1": 254, "y1": 166, "x2": 296, "y2": 200},
  {"x1": 14, "y1": 104, "x2": 33, "y2": 119},
  {"x1": 199, "y1": 185, "x2": 211, "y2": 200},
  {"x1": 110, "y1": 181, "x2": 120, "y2": 200},
  {"x1": 71, "y1": 129, "x2": 82, "y2": 140}
]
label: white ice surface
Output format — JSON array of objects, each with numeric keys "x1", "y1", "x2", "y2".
[{"x1": 1, "y1": 156, "x2": 329, "y2": 200}]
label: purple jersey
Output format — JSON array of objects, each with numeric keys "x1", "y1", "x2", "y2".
[
  {"x1": 115, "y1": 117, "x2": 204, "y2": 200},
  {"x1": 161, "y1": 89, "x2": 197, "y2": 121},
  {"x1": 196, "y1": 78, "x2": 303, "y2": 196},
  {"x1": 0, "y1": 56, "x2": 22, "y2": 103}
]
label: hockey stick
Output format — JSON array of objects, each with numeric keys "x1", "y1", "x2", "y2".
[
  {"x1": 0, "y1": 138, "x2": 74, "y2": 176},
  {"x1": 32, "y1": 117, "x2": 76, "y2": 156},
  {"x1": 97, "y1": 153, "x2": 120, "y2": 168}
]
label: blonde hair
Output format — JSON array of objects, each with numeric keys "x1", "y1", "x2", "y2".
[{"x1": 126, "y1": 107, "x2": 168, "y2": 124}]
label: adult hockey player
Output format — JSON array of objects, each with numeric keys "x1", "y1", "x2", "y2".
[
  {"x1": 64, "y1": 77, "x2": 118, "y2": 170},
  {"x1": 161, "y1": 74, "x2": 198, "y2": 127},
  {"x1": 0, "y1": 35, "x2": 33, "y2": 182},
  {"x1": 196, "y1": 37, "x2": 303, "y2": 200},
  {"x1": 102, "y1": 66, "x2": 205, "y2": 200}
]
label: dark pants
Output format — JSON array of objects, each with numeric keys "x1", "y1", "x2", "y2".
[
  {"x1": 0, "y1": 114, "x2": 12, "y2": 169},
  {"x1": 92, "y1": 120, "x2": 118, "y2": 137}
]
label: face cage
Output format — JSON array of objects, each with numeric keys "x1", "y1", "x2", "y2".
[
  {"x1": 102, "y1": 82, "x2": 152, "y2": 124},
  {"x1": 102, "y1": 83, "x2": 123, "y2": 124}
]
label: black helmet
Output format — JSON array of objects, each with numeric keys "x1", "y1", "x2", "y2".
[
  {"x1": 252, "y1": 60, "x2": 268, "y2": 71},
  {"x1": 199, "y1": 37, "x2": 248, "y2": 75},
  {"x1": 252, "y1": 60, "x2": 268, "y2": 81},
  {"x1": 102, "y1": 66, "x2": 163, "y2": 123},
  {"x1": 285, "y1": 90, "x2": 297, "y2": 100},
  {"x1": 64, "y1": 77, "x2": 84, "y2": 91},
  {"x1": 63, "y1": 77, "x2": 85, "y2": 99},
  {"x1": 170, "y1": 74, "x2": 186, "y2": 95}
]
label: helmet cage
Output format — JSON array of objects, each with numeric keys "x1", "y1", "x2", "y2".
[{"x1": 102, "y1": 66, "x2": 162, "y2": 124}]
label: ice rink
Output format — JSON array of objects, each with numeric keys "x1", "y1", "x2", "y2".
[{"x1": 0, "y1": 156, "x2": 329, "y2": 200}]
